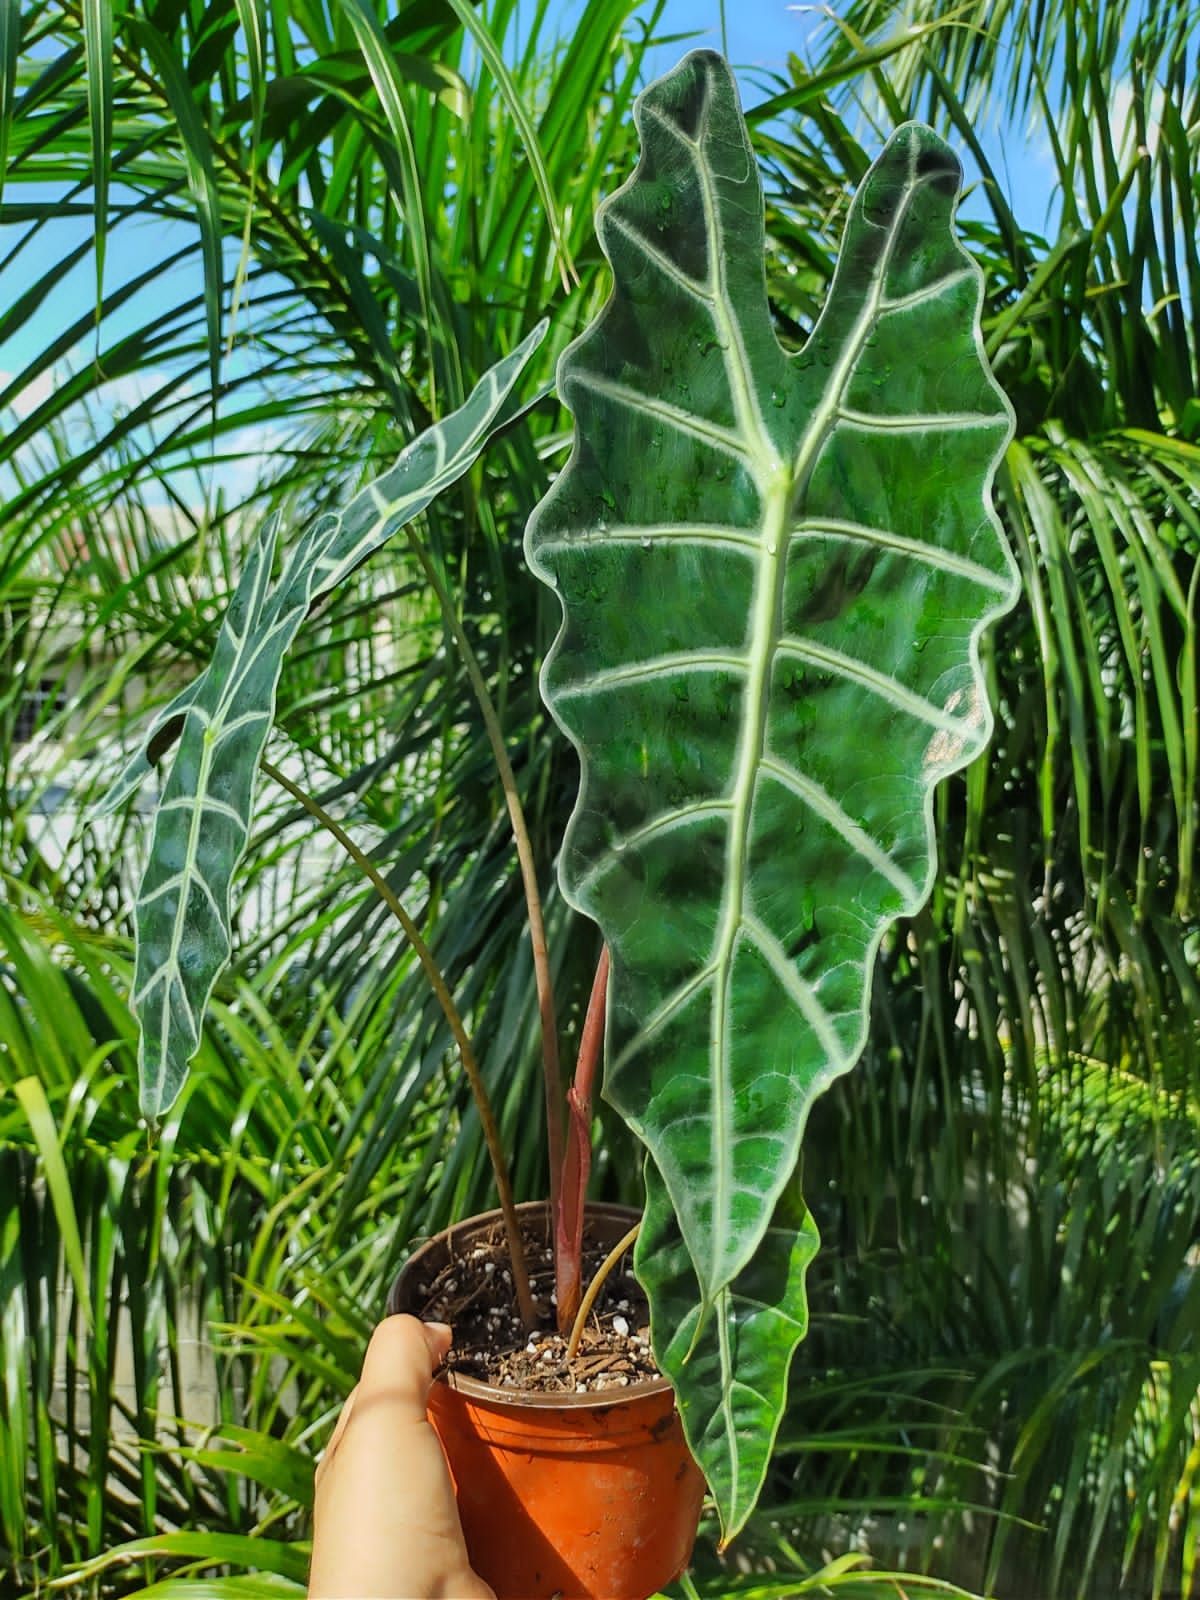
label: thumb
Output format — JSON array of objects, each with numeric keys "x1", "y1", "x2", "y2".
[
  {"x1": 310, "y1": 1314, "x2": 492, "y2": 1598},
  {"x1": 357, "y1": 1314, "x2": 451, "y2": 1420},
  {"x1": 418, "y1": 1318, "x2": 453, "y2": 1364}
]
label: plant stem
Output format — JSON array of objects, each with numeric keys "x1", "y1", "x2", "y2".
[
  {"x1": 565, "y1": 1221, "x2": 640, "y2": 1362},
  {"x1": 555, "y1": 944, "x2": 609, "y2": 1334},
  {"x1": 405, "y1": 533, "x2": 565, "y2": 1224},
  {"x1": 260, "y1": 756, "x2": 537, "y2": 1329}
]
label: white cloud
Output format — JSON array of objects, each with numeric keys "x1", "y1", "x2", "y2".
[
  {"x1": 1105, "y1": 77, "x2": 1162, "y2": 164},
  {"x1": 207, "y1": 419, "x2": 293, "y2": 505},
  {"x1": 0, "y1": 366, "x2": 57, "y2": 422},
  {"x1": 1, "y1": 349, "x2": 298, "y2": 523},
  {"x1": 95, "y1": 367, "x2": 185, "y2": 416}
]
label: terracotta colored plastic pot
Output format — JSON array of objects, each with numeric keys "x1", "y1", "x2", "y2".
[{"x1": 387, "y1": 1201, "x2": 705, "y2": 1600}]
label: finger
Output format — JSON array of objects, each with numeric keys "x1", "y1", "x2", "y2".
[
  {"x1": 314, "y1": 1384, "x2": 359, "y2": 1489},
  {"x1": 309, "y1": 1316, "x2": 480, "y2": 1597},
  {"x1": 316, "y1": 1316, "x2": 449, "y2": 1490},
  {"x1": 418, "y1": 1318, "x2": 453, "y2": 1365},
  {"x1": 356, "y1": 1314, "x2": 451, "y2": 1418}
]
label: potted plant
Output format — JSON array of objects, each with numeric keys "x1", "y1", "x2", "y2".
[{"x1": 101, "y1": 49, "x2": 1018, "y2": 1600}]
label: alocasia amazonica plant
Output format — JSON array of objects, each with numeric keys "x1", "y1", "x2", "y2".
[
  {"x1": 526, "y1": 50, "x2": 1018, "y2": 1535},
  {"x1": 105, "y1": 48, "x2": 1017, "y2": 1547}
]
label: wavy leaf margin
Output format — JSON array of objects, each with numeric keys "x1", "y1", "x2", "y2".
[{"x1": 525, "y1": 51, "x2": 1018, "y2": 1535}]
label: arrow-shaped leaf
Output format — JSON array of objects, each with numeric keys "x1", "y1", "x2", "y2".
[
  {"x1": 111, "y1": 321, "x2": 547, "y2": 1117},
  {"x1": 524, "y1": 51, "x2": 1017, "y2": 1534}
]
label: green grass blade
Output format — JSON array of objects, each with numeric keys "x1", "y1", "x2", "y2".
[
  {"x1": 330, "y1": 0, "x2": 440, "y2": 401},
  {"x1": 441, "y1": 0, "x2": 575, "y2": 289},
  {"x1": 123, "y1": 17, "x2": 225, "y2": 402},
  {"x1": 82, "y1": 0, "x2": 114, "y2": 325},
  {"x1": 0, "y1": 0, "x2": 21, "y2": 211},
  {"x1": 120, "y1": 1582, "x2": 305, "y2": 1598},
  {"x1": 59, "y1": 1532, "x2": 310, "y2": 1587},
  {"x1": 12, "y1": 1077, "x2": 94, "y2": 1333},
  {"x1": 231, "y1": 0, "x2": 267, "y2": 133}
]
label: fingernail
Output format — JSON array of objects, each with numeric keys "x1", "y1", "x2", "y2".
[{"x1": 425, "y1": 1320, "x2": 452, "y2": 1338}]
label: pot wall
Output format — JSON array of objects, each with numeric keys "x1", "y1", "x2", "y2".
[{"x1": 388, "y1": 1201, "x2": 705, "y2": 1600}]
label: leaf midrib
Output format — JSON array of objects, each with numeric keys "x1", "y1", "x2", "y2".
[
  {"x1": 703, "y1": 132, "x2": 920, "y2": 1294},
  {"x1": 144, "y1": 719, "x2": 216, "y2": 1112},
  {"x1": 679, "y1": 77, "x2": 787, "y2": 1296}
]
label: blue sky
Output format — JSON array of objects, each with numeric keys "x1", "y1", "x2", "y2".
[
  {"x1": 1, "y1": 3, "x2": 805, "y2": 372},
  {"x1": 0, "y1": 0, "x2": 1060, "y2": 478}
]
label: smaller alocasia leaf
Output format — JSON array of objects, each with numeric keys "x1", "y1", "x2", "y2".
[{"x1": 103, "y1": 322, "x2": 547, "y2": 1117}]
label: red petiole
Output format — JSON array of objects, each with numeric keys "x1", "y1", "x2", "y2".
[{"x1": 553, "y1": 945, "x2": 610, "y2": 1335}]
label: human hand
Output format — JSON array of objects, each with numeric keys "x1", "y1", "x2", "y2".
[{"x1": 308, "y1": 1314, "x2": 496, "y2": 1599}]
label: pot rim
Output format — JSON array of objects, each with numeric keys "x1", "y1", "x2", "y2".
[{"x1": 388, "y1": 1200, "x2": 674, "y2": 1411}]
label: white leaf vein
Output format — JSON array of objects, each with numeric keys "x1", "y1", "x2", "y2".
[
  {"x1": 879, "y1": 267, "x2": 974, "y2": 313},
  {"x1": 776, "y1": 639, "x2": 972, "y2": 735},
  {"x1": 836, "y1": 406, "x2": 1009, "y2": 432},
  {"x1": 604, "y1": 209, "x2": 714, "y2": 307},
  {"x1": 577, "y1": 374, "x2": 748, "y2": 461},
  {"x1": 537, "y1": 525, "x2": 759, "y2": 558},
  {"x1": 555, "y1": 650, "x2": 746, "y2": 699},
  {"x1": 573, "y1": 800, "x2": 733, "y2": 900},
  {"x1": 758, "y1": 755, "x2": 918, "y2": 900},
  {"x1": 737, "y1": 911, "x2": 848, "y2": 1070},
  {"x1": 799, "y1": 516, "x2": 1013, "y2": 593}
]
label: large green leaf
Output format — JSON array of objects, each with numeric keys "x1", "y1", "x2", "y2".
[
  {"x1": 524, "y1": 51, "x2": 1017, "y2": 1534},
  {"x1": 104, "y1": 323, "x2": 547, "y2": 1117}
]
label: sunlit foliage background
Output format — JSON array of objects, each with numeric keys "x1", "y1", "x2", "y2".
[{"x1": 2, "y1": 1, "x2": 1198, "y2": 1595}]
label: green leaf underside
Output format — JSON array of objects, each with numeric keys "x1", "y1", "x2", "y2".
[
  {"x1": 111, "y1": 322, "x2": 546, "y2": 1117},
  {"x1": 639, "y1": 1158, "x2": 820, "y2": 1543},
  {"x1": 525, "y1": 51, "x2": 1016, "y2": 1532}
]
